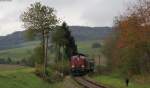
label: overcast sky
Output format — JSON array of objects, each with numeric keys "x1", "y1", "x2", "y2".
[{"x1": 0, "y1": 0, "x2": 134, "y2": 36}]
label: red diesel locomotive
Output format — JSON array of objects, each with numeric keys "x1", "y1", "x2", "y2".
[{"x1": 70, "y1": 54, "x2": 94, "y2": 76}]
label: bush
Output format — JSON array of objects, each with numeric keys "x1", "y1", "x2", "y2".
[
  {"x1": 49, "y1": 60, "x2": 70, "y2": 76},
  {"x1": 92, "y1": 42, "x2": 101, "y2": 48},
  {"x1": 62, "y1": 60, "x2": 70, "y2": 75},
  {"x1": 95, "y1": 65, "x2": 110, "y2": 75},
  {"x1": 7, "y1": 57, "x2": 12, "y2": 64},
  {"x1": 35, "y1": 64, "x2": 43, "y2": 77},
  {"x1": 46, "y1": 68, "x2": 63, "y2": 83}
]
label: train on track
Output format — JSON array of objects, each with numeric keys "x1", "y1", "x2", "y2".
[{"x1": 70, "y1": 53, "x2": 95, "y2": 76}]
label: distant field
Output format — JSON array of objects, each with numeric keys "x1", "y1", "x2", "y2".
[
  {"x1": 0, "y1": 40, "x2": 102, "y2": 61},
  {"x1": 77, "y1": 40, "x2": 102, "y2": 56},
  {"x1": 0, "y1": 64, "x2": 26, "y2": 71},
  {"x1": 0, "y1": 41, "x2": 40, "y2": 61}
]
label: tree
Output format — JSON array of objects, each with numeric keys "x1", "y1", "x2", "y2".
[
  {"x1": 104, "y1": 0, "x2": 150, "y2": 76},
  {"x1": 52, "y1": 22, "x2": 77, "y2": 61},
  {"x1": 21, "y1": 2, "x2": 58, "y2": 77},
  {"x1": 51, "y1": 22, "x2": 77, "y2": 75},
  {"x1": 51, "y1": 25, "x2": 67, "y2": 62},
  {"x1": 62, "y1": 22, "x2": 77, "y2": 59},
  {"x1": 115, "y1": 0, "x2": 150, "y2": 74},
  {"x1": 7, "y1": 57, "x2": 12, "y2": 64}
]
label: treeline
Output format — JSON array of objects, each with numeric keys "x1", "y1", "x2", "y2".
[
  {"x1": 104, "y1": 0, "x2": 150, "y2": 76},
  {"x1": 0, "y1": 57, "x2": 12, "y2": 64},
  {"x1": 0, "y1": 57, "x2": 34, "y2": 66}
]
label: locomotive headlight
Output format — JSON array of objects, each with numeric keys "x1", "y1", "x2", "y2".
[
  {"x1": 72, "y1": 65, "x2": 75, "y2": 68},
  {"x1": 81, "y1": 65, "x2": 85, "y2": 68}
]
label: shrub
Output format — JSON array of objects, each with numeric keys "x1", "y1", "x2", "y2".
[
  {"x1": 92, "y1": 42, "x2": 101, "y2": 48},
  {"x1": 46, "y1": 67, "x2": 63, "y2": 83},
  {"x1": 95, "y1": 65, "x2": 110, "y2": 75}
]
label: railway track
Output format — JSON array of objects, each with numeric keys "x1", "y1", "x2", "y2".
[{"x1": 74, "y1": 77, "x2": 106, "y2": 88}]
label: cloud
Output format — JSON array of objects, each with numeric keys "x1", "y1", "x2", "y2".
[
  {"x1": 81, "y1": 0, "x2": 135, "y2": 26},
  {"x1": 0, "y1": 22, "x2": 22, "y2": 36},
  {"x1": 0, "y1": 0, "x2": 135, "y2": 36}
]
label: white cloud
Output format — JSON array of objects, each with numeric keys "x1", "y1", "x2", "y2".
[{"x1": 0, "y1": 22, "x2": 22, "y2": 36}]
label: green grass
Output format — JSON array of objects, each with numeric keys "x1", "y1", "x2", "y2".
[
  {"x1": 92, "y1": 75, "x2": 150, "y2": 88},
  {"x1": 0, "y1": 64, "x2": 84, "y2": 88},
  {"x1": 0, "y1": 65, "x2": 64, "y2": 88}
]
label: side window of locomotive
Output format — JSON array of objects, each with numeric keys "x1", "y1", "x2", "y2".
[
  {"x1": 80, "y1": 56, "x2": 85, "y2": 59},
  {"x1": 77, "y1": 57, "x2": 79, "y2": 61}
]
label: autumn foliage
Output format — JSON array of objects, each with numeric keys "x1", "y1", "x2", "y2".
[{"x1": 104, "y1": 0, "x2": 150, "y2": 76}]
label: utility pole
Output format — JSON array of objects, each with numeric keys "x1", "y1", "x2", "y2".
[{"x1": 98, "y1": 55, "x2": 100, "y2": 65}]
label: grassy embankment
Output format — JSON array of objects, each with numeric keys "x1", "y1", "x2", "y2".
[
  {"x1": 0, "y1": 64, "x2": 82, "y2": 88},
  {"x1": 0, "y1": 64, "x2": 65, "y2": 88}
]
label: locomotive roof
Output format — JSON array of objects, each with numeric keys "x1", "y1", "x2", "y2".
[{"x1": 73, "y1": 53, "x2": 86, "y2": 56}]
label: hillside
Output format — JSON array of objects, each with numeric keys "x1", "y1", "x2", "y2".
[
  {"x1": 70, "y1": 26, "x2": 112, "y2": 41},
  {"x1": 0, "y1": 26, "x2": 113, "y2": 50},
  {"x1": 0, "y1": 40, "x2": 100, "y2": 61},
  {"x1": 0, "y1": 41, "x2": 40, "y2": 61}
]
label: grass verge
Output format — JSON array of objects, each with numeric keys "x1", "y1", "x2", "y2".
[
  {"x1": 0, "y1": 65, "x2": 64, "y2": 88},
  {"x1": 92, "y1": 75, "x2": 150, "y2": 88}
]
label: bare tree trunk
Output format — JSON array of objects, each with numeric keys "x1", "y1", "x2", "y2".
[
  {"x1": 45, "y1": 32, "x2": 48, "y2": 68},
  {"x1": 58, "y1": 45, "x2": 61, "y2": 61},
  {"x1": 43, "y1": 30, "x2": 49, "y2": 78},
  {"x1": 42, "y1": 30, "x2": 46, "y2": 77},
  {"x1": 61, "y1": 46, "x2": 65, "y2": 77},
  {"x1": 146, "y1": 49, "x2": 150, "y2": 73},
  {"x1": 99, "y1": 55, "x2": 101, "y2": 65}
]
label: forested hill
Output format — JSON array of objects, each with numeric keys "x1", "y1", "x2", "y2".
[
  {"x1": 0, "y1": 26, "x2": 113, "y2": 50},
  {"x1": 71, "y1": 26, "x2": 112, "y2": 41}
]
